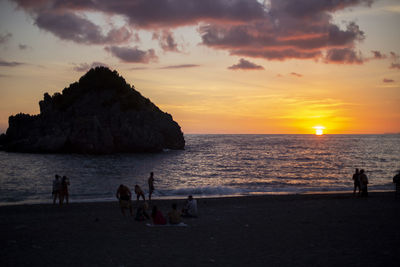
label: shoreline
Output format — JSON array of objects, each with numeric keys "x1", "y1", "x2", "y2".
[{"x1": 0, "y1": 189, "x2": 395, "y2": 207}]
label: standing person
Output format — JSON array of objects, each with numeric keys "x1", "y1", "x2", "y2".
[
  {"x1": 182, "y1": 195, "x2": 198, "y2": 217},
  {"x1": 359, "y1": 169, "x2": 369, "y2": 197},
  {"x1": 59, "y1": 176, "x2": 70, "y2": 205},
  {"x1": 148, "y1": 172, "x2": 155, "y2": 201},
  {"x1": 52, "y1": 175, "x2": 61, "y2": 205},
  {"x1": 393, "y1": 170, "x2": 400, "y2": 198},
  {"x1": 116, "y1": 184, "x2": 133, "y2": 216},
  {"x1": 134, "y1": 184, "x2": 146, "y2": 201},
  {"x1": 352, "y1": 168, "x2": 361, "y2": 196}
]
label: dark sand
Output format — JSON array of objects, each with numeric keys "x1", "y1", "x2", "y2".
[{"x1": 1, "y1": 192, "x2": 399, "y2": 267}]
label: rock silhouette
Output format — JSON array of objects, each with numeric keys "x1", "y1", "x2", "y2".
[{"x1": 0, "y1": 67, "x2": 185, "y2": 153}]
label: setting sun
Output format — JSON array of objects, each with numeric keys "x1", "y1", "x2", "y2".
[{"x1": 313, "y1": 126, "x2": 325, "y2": 135}]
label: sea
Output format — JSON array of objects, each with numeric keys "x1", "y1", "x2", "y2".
[{"x1": 0, "y1": 134, "x2": 399, "y2": 206}]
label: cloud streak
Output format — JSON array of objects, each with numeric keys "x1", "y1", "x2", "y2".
[
  {"x1": 0, "y1": 32, "x2": 12, "y2": 45},
  {"x1": 383, "y1": 78, "x2": 394, "y2": 83},
  {"x1": 160, "y1": 64, "x2": 200, "y2": 69},
  {"x1": 73, "y1": 62, "x2": 109, "y2": 72},
  {"x1": 105, "y1": 46, "x2": 158, "y2": 63},
  {"x1": 228, "y1": 58, "x2": 264, "y2": 70},
  {"x1": 0, "y1": 59, "x2": 24, "y2": 67},
  {"x1": 290, "y1": 72, "x2": 303, "y2": 77}
]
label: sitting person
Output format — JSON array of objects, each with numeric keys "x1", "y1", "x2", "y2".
[
  {"x1": 167, "y1": 203, "x2": 181, "y2": 225},
  {"x1": 151, "y1": 205, "x2": 166, "y2": 225},
  {"x1": 182, "y1": 195, "x2": 198, "y2": 217},
  {"x1": 134, "y1": 184, "x2": 146, "y2": 201},
  {"x1": 116, "y1": 184, "x2": 133, "y2": 216},
  {"x1": 135, "y1": 202, "x2": 150, "y2": 221}
]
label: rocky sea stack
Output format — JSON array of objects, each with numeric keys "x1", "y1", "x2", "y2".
[{"x1": 0, "y1": 67, "x2": 185, "y2": 153}]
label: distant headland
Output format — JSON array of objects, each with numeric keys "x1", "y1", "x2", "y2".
[{"x1": 0, "y1": 67, "x2": 185, "y2": 154}]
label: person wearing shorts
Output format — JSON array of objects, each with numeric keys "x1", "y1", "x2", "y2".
[{"x1": 116, "y1": 184, "x2": 133, "y2": 216}]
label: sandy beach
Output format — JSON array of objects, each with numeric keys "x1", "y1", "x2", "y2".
[{"x1": 1, "y1": 192, "x2": 399, "y2": 267}]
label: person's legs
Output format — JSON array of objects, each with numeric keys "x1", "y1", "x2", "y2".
[
  {"x1": 129, "y1": 206, "x2": 133, "y2": 216},
  {"x1": 120, "y1": 207, "x2": 126, "y2": 216},
  {"x1": 59, "y1": 193, "x2": 64, "y2": 206},
  {"x1": 53, "y1": 192, "x2": 58, "y2": 204},
  {"x1": 66, "y1": 192, "x2": 69, "y2": 204}
]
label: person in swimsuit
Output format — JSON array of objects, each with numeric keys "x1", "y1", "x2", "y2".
[
  {"x1": 59, "y1": 176, "x2": 70, "y2": 206},
  {"x1": 52, "y1": 175, "x2": 61, "y2": 205},
  {"x1": 116, "y1": 184, "x2": 133, "y2": 216},
  {"x1": 359, "y1": 169, "x2": 369, "y2": 197},
  {"x1": 134, "y1": 184, "x2": 146, "y2": 202},
  {"x1": 148, "y1": 172, "x2": 155, "y2": 201},
  {"x1": 352, "y1": 168, "x2": 361, "y2": 196}
]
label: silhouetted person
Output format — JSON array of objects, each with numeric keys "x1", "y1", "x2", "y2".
[
  {"x1": 116, "y1": 184, "x2": 133, "y2": 216},
  {"x1": 52, "y1": 175, "x2": 61, "y2": 205},
  {"x1": 134, "y1": 184, "x2": 146, "y2": 202},
  {"x1": 135, "y1": 201, "x2": 150, "y2": 221},
  {"x1": 393, "y1": 170, "x2": 400, "y2": 198},
  {"x1": 59, "y1": 176, "x2": 70, "y2": 205},
  {"x1": 182, "y1": 195, "x2": 198, "y2": 217},
  {"x1": 148, "y1": 172, "x2": 155, "y2": 201},
  {"x1": 168, "y1": 203, "x2": 181, "y2": 225},
  {"x1": 352, "y1": 168, "x2": 361, "y2": 196},
  {"x1": 151, "y1": 205, "x2": 166, "y2": 225},
  {"x1": 359, "y1": 169, "x2": 369, "y2": 197}
]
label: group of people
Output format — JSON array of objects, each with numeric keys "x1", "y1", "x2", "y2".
[
  {"x1": 116, "y1": 177, "x2": 198, "y2": 225},
  {"x1": 352, "y1": 168, "x2": 369, "y2": 197},
  {"x1": 52, "y1": 174, "x2": 70, "y2": 205}
]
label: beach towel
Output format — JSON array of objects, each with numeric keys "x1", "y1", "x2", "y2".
[{"x1": 146, "y1": 222, "x2": 188, "y2": 227}]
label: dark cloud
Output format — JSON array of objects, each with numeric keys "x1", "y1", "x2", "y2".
[
  {"x1": 160, "y1": 64, "x2": 200, "y2": 69},
  {"x1": 290, "y1": 72, "x2": 303, "y2": 77},
  {"x1": 325, "y1": 48, "x2": 363, "y2": 64},
  {"x1": 51, "y1": 0, "x2": 267, "y2": 28},
  {"x1": 0, "y1": 59, "x2": 24, "y2": 67},
  {"x1": 0, "y1": 32, "x2": 12, "y2": 44},
  {"x1": 11, "y1": 0, "x2": 373, "y2": 63},
  {"x1": 228, "y1": 58, "x2": 264, "y2": 70},
  {"x1": 390, "y1": 52, "x2": 399, "y2": 60},
  {"x1": 371, "y1": 50, "x2": 386, "y2": 59},
  {"x1": 18, "y1": 44, "x2": 29, "y2": 50},
  {"x1": 153, "y1": 30, "x2": 179, "y2": 52},
  {"x1": 199, "y1": 3, "x2": 367, "y2": 63},
  {"x1": 383, "y1": 78, "x2": 394, "y2": 83},
  {"x1": 35, "y1": 11, "x2": 131, "y2": 44},
  {"x1": 73, "y1": 62, "x2": 108, "y2": 72},
  {"x1": 389, "y1": 52, "x2": 400, "y2": 69},
  {"x1": 105, "y1": 46, "x2": 158, "y2": 63},
  {"x1": 390, "y1": 63, "x2": 400, "y2": 70}
]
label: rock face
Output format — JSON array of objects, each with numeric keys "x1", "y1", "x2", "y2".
[{"x1": 0, "y1": 67, "x2": 185, "y2": 153}]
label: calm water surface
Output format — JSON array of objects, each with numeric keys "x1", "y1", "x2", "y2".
[{"x1": 0, "y1": 134, "x2": 399, "y2": 205}]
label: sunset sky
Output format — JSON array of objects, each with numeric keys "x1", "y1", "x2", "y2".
[{"x1": 0, "y1": 0, "x2": 399, "y2": 134}]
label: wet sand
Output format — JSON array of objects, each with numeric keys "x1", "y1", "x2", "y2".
[{"x1": 1, "y1": 192, "x2": 399, "y2": 266}]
